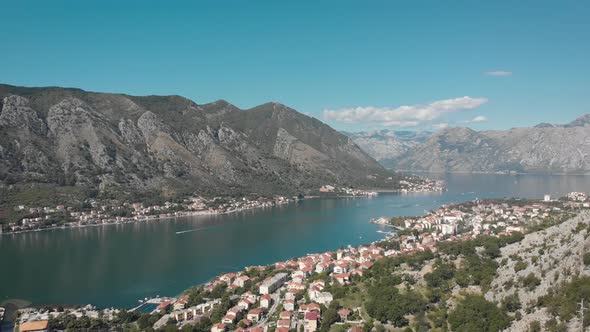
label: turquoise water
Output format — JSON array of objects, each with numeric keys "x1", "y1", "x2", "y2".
[{"x1": 2, "y1": 173, "x2": 590, "y2": 308}]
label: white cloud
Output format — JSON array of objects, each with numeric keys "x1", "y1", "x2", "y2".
[
  {"x1": 432, "y1": 123, "x2": 449, "y2": 130},
  {"x1": 484, "y1": 71, "x2": 512, "y2": 76},
  {"x1": 460, "y1": 115, "x2": 489, "y2": 124},
  {"x1": 471, "y1": 115, "x2": 488, "y2": 122},
  {"x1": 323, "y1": 96, "x2": 488, "y2": 127}
]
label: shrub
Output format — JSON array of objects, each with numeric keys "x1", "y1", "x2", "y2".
[
  {"x1": 522, "y1": 273, "x2": 541, "y2": 291},
  {"x1": 528, "y1": 320, "x2": 541, "y2": 332},
  {"x1": 514, "y1": 260, "x2": 528, "y2": 272},
  {"x1": 501, "y1": 293, "x2": 521, "y2": 312}
]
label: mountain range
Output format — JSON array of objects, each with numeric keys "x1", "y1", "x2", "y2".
[
  {"x1": 344, "y1": 130, "x2": 432, "y2": 169},
  {"x1": 347, "y1": 115, "x2": 590, "y2": 174},
  {"x1": 0, "y1": 84, "x2": 399, "y2": 204}
]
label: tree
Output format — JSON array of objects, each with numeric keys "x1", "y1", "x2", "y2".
[
  {"x1": 448, "y1": 295, "x2": 510, "y2": 332},
  {"x1": 365, "y1": 278, "x2": 425, "y2": 326},
  {"x1": 424, "y1": 260, "x2": 455, "y2": 291},
  {"x1": 186, "y1": 317, "x2": 213, "y2": 332},
  {"x1": 137, "y1": 314, "x2": 151, "y2": 329},
  {"x1": 181, "y1": 324, "x2": 194, "y2": 331},
  {"x1": 163, "y1": 324, "x2": 180, "y2": 332},
  {"x1": 483, "y1": 241, "x2": 501, "y2": 258},
  {"x1": 320, "y1": 302, "x2": 340, "y2": 332}
]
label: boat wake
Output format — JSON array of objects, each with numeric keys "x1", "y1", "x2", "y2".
[{"x1": 175, "y1": 228, "x2": 203, "y2": 235}]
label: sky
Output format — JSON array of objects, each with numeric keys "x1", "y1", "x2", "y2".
[{"x1": 1, "y1": 0, "x2": 589, "y2": 132}]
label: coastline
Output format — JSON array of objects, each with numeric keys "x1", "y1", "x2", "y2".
[
  {"x1": 392, "y1": 169, "x2": 590, "y2": 176},
  {"x1": 0, "y1": 199, "x2": 295, "y2": 236},
  {"x1": 2, "y1": 187, "x2": 445, "y2": 236},
  {"x1": 167, "y1": 223, "x2": 396, "y2": 308}
]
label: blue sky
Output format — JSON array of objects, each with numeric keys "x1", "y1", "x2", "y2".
[{"x1": 1, "y1": 0, "x2": 589, "y2": 132}]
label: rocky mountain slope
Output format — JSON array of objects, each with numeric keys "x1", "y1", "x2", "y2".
[
  {"x1": 0, "y1": 84, "x2": 397, "y2": 201},
  {"x1": 344, "y1": 130, "x2": 431, "y2": 168},
  {"x1": 484, "y1": 210, "x2": 590, "y2": 331},
  {"x1": 349, "y1": 115, "x2": 590, "y2": 173}
]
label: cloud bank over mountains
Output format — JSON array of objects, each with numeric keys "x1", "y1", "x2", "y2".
[{"x1": 323, "y1": 96, "x2": 488, "y2": 128}]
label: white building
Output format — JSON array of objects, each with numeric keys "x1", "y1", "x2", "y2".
[
  {"x1": 259, "y1": 273, "x2": 288, "y2": 294},
  {"x1": 441, "y1": 223, "x2": 455, "y2": 235}
]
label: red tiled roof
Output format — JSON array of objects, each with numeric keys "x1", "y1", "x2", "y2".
[
  {"x1": 157, "y1": 301, "x2": 171, "y2": 310},
  {"x1": 248, "y1": 308, "x2": 263, "y2": 315},
  {"x1": 305, "y1": 312, "x2": 320, "y2": 320},
  {"x1": 338, "y1": 309, "x2": 351, "y2": 316},
  {"x1": 308, "y1": 303, "x2": 321, "y2": 311}
]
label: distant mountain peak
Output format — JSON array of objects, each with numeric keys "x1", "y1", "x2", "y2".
[
  {"x1": 564, "y1": 113, "x2": 590, "y2": 127},
  {"x1": 212, "y1": 99, "x2": 232, "y2": 106},
  {"x1": 256, "y1": 101, "x2": 291, "y2": 111},
  {"x1": 435, "y1": 126, "x2": 476, "y2": 136},
  {"x1": 534, "y1": 122, "x2": 555, "y2": 128},
  {"x1": 201, "y1": 99, "x2": 240, "y2": 114}
]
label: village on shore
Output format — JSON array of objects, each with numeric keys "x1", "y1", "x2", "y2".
[
  {"x1": 0, "y1": 178, "x2": 444, "y2": 235},
  {"x1": 10, "y1": 191, "x2": 590, "y2": 332}
]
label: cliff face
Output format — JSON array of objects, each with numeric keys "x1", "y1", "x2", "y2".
[{"x1": 0, "y1": 84, "x2": 394, "y2": 198}]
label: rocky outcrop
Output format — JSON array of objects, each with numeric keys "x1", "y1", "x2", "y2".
[
  {"x1": 273, "y1": 128, "x2": 298, "y2": 161},
  {"x1": 0, "y1": 95, "x2": 47, "y2": 135},
  {"x1": 485, "y1": 211, "x2": 590, "y2": 331}
]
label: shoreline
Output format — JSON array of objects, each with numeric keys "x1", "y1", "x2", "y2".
[
  {"x1": 392, "y1": 169, "x2": 590, "y2": 176},
  {"x1": 166, "y1": 226, "x2": 396, "y2": 308},
  {"x1": 1, "y1": 188, "x2": 446, "y2": 236},
  {"x1": 0, "y1": 200, "x2": 295, "y2": 236}
]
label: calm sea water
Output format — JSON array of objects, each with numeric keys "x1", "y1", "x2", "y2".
[{"x1": 2, "y1": 173, "x2": 590, "y2": 308}]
